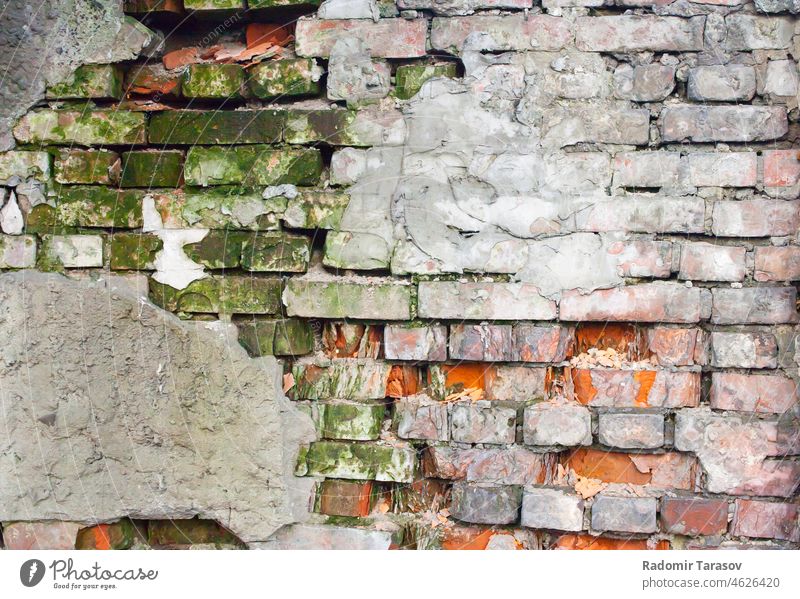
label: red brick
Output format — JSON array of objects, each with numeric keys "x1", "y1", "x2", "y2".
[
  {"x1": 423, "y1": 446, "x2": 552, "y2": 486},
  {"x1": 712, "y1": 200, "x2": 800, "y2": 237},
  {"x1": 678, "y1": 242, "x2": 746, "y2": 282},
  {"x1": 711, "y1": 373, "x2": 797, "y2": 414},
  {"x1": 449, "y1": 323, "x2": 513, "y2": 361},
  {"x1": 607, "y1": 240, "x2": 672, "y2": 278},
  {"x1": 612, "y1": 151, "x2": 681, "y2": 188},
  {"x1": 386, "y1": 364, "x2": 419, "y2": 398},
  {"x1": 433, "y1": 363, "x2": 494, "y2": 394},
  {"x1": 2, "y1": 521, "x2": 81, "y2": 549},
  {"x1": 647, "y1": 327, "x2": 701, "y2": 366},
  {"x1": 686, "y1": 152, "x2": 757, "y2": 187},
  {"x1": 563, "y1": 448, "x2": 696, "y2": 490},
  {"x1": 559, "y1": 283, "x2": 711, "y2": 323},
  {"x1": 661, "y1": 497, "x2": 729, "y2": 536},
  {"x1": 711, "y1": 287, "x2": 799, "y2": 325},
  {"x1": 763, "y1": 150, "x2": 800, "y2": 187},
  {"x1": 323, "y1": 323, "x2": 382, "y2": 359},
  {"x1": 318, "y1": 480, "x2": 373, "y2": 517},
  {"x1": 569, "y1": 368, "x2": 700, "y2": 408},
  {"x1": 162, "y1": 47, "x2": 200, "y2": 71},
  {"x1": 575, "y1": 323, "x2": 646, "y2": 359},
  {"x1": 485, "y1": 365, "x2": 547, "y2": 400},
  {"x1": 553, "y1": 534, "x2": 670, "y2": 550},
  {"x1": 513, "y1": 324, "x2": 574, "y2": 363},
  {"x1": 245, "y1": 23, "x2": 292, "y2": 49},
  {"x1": 732, "y1": 500, "x2": 799, "y2": 541},
  {"x1": 295, "y1": 18, "x2": 427, "y2": 58},
  {"x1": 754, "y1": 247, "x2": 800, "y2": 282},
  {"x1": 384, "y1": 325, "x2": 447, "y2": 361},
  {"x1": 440, "y1": 527, "x2": 496, "y2": 550}
]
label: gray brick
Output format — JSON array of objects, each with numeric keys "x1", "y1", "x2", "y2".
[
  {"x1": 451, "y1": 402, "x2": 517, "y2": 445},
  {"x1": 451, "y1": 483, "x2": 521, "y2": 525},
  {"x1": 521, "y1": 487, "x2": 584, "y2": 532},
  {"x1": 598, "y1": 413, "x2": 665, "y2": 449},
  {"x1": 523, "y1": 403, "x2": 592, "y2": 447},
  {"x1": 591, "y1": 495, "x2": 657, "y2": 533}
]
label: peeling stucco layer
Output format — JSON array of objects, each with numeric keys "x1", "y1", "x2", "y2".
[{"x1": 0, "y1": 271, "x2": 315, "y2": 545}]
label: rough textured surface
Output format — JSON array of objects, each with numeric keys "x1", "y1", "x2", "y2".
[{"x1": 0, "y1": 272, "x2": 315, "y2": 545}]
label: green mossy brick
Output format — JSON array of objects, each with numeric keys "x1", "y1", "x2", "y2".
[
  {"x1": 151, "y1": 188, "x2": 286, "y2": 230},
  {"x1": 149, "y1": 275, "x2": 282, "y2": 315},
  {"x1": 148, "y1": 110, "x2": 284, "y2": 144},
  {"x1": 300, "y1": 441, "x2": 415, "y2": 483},
  {"x1": 248, "y1": 59, "x2": 321, "y2": 99},
  {"x1": 183, "y1": 0, "x2": 244, "y2": 10},
  {"x1": 13, "y1": 110, "x2": 147, "y2": 146},
  {"x1": 291, "y1": 360, "x2": 391, "y2": 400},
  {"x1": 75, "y1": 519, "x2": 139, "y2": 550},
  {"x1": 24, "y1": 204, "x2": 57, "y2": 233},
  {"x1": 184, "y1": 145, "x2": 322, "y2": 186},
  {"x1": 284, "y1": 109, "x2": 357, "y2": 145},
  {"x1": 54, "y1": 149, "x2": 121, "y2": 184},
  {"x1": 320, "y1": 403, "x2": 386, "y2": 441},
  {"x1": 46, "y1": 65, "x2": 124, "y2": 100},
  {"x1": 240, "y1": 232, "x2": 310, "y2": 273},
  {"x1": 110, "y1": 233, "x2": 162, "y2": 270},
  {"x1": 282, "y1": 191, "x2": 350, "y2": 229},
  {"x1": 236, "y1": 318, "x2": 314, "y2": 356},
  {"x1": 54, "y1": 186, "x2": 144, "y2": 228},
  {"x1": 0, "y1": 151, "x2": 51, "y2": 183},
  {"x1": 182, "y1": 64, "x2": 246, "y2": 100},
  {"x1": 147, "y1": 519, "x2": 240, "y2": 547},
  {"x1": 120, "y1": 150, "x2": 183, "y2": 188},
  {"x1": 395, "y1": 63, "x2": 458, "y2": 100},
  {"x1": 183, "y1": 230, "x2": 245, "y2": 269}
]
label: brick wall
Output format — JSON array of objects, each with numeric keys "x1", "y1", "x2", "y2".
[{"x1": 0, "y1": 0, "x2": 798, "y2": 549}]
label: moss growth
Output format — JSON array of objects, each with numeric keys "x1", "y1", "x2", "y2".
[
  {"x1": 320, "y1": 403, "x2": 386, "y2": 441},
  {"x1": 110, "y1": 233, "x2": 162, "y2": 270},
  {"x1": 75, "y1": 519, "x2": 138, "y2": 550},
  {"x1": 240, "y1": 232, "x2": 310, "y2": 273},
  {"x1": 54, "y1": 149, "x2": 120, "y2": 184},
  {"x1": 46, "y1": 64, "x2": 124, "y2": 100},
  {"x1": 182, "y1": 64, "x2": 245, "y2": 100},
  {"x1": 236, "y1": 318, "x2": 314, "y2": 357},
  {"x1": 148, "y1": 110, "x2": 284, "y2": 145},
  {"x1": 301, "y1": 441, "x2": 415, "y2": 483},
  {"x1": 0, "y1": 150, "x2": 51, "y2": 182},
  {"x1": 147, "y1": 519, "x2": 242, "y2": 547},
  {"x1": 183, "y1": 230, "x2": 245, "y2": 269},
  {"x1": 248, "y1": 59, "x2": 321, "y2": 99},
  {"x1": 283, "y1": 191, "x2": 350, "y2": 229},
  {"x1": 14, "y1": 109, "x2": 147, "y2": 146},
  {"x1": 395, "y1": 64, "x2": 458, "y2": 100},
  {"x1": 120, "y1": 150, "x2": 183, "y2": 188},
  {"x1": 184, "y1": 145, "x2": 322, "y2": 186},
  {"x1": 54, "y1": 186, "x2": 144, "y2": 228},
  {"x1": 149, "y1": 275, "x2": 282, "y2": 315}
]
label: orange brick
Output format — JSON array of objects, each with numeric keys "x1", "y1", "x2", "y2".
[
  {"x1": 441, "y1": 526, "x2": 495, "y2": 550},
  {"x1": 387, "y1": 364, "x2": 419, "y2": 398},
  {"x1": 436, "y1": 363, "x2": 495, "y2": 393},
  {"x1": 575, "y1": 323, "x2": 646, "y2": 359},
  {"x1": 553, "y1": 534, "x2": 670, "y2": 550},
  {"x1": 319, "y1": 480, "x2": 373, "y2": 517},
  {"x1": 562, "y1": 448, "x2": 696, "y2": 490}
]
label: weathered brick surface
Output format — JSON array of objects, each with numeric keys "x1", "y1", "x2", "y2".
[
  {"x1": 570, "y1": 369, "x2": 700, "y2": 408},
  {"x1": 598, "y1": 413, "x2": 664, "y2": 449},
  {"x1": 731, "y1": 500, "x2": 799, "y2": 542},
  {"x1": 709, "y1": 333, "x2": 778, "y2": 369},
  {"x1": 710, "y1": 373, "x2": 796, "y2": 413},
  {"x1": 523, "y1": 402, "x2": 592, "y2": 447},
  {"x1": 661, "y1": 497, "x2": 729, "y2": 536},
  {"x1": 521, "y1": 487, "x2": 584, "y2": 532},
  {"x1": 560, "y1": 283, "x2": 711, "y2": 323},
  {"x1": 5, "y1": 2, "x2": 799, "y2": 550},
  {"x1": 296, "y1": 18, "x2": 428, "y2": 58},
  {"x1": 451, "y1": 483, "x2": 521, "y2": 525},
  {"x1": 591, "y1": 496, "x2": 657, "y2": 534}
]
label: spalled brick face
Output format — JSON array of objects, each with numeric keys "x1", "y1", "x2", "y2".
[{"x1": 2, "y1": 0, "x2": 798, "y2": 551}]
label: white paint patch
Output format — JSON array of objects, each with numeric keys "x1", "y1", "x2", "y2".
[
  {"x1": 0, "y1": 191, "x2": 24, "y2": 235},
  {"x1": 152, "y1": 229, "x2": 210, "y2": 290}
]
